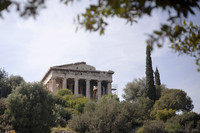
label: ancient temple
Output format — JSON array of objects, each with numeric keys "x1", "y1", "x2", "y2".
[{"x1": 41, "y1": 62, "x2": 114, "y2": 100}]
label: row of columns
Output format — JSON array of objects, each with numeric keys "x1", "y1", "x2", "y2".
[{"x1": 51, "y1": 77, "x2": 112, "y2": 100}]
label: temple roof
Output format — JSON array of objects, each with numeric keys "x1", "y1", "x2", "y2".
[
  {"x1": 41, "y1": 62, "x2": 114, "y2": 82},
  {"x1": 52, "y1": 62, "x2": 96, "y2": 71}
]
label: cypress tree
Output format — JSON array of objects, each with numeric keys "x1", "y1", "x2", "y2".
[
  {"x1": 145, "y1": 45, "x2": 156, "y2": 102},
  {"x1": 154, "y1": 67, "x2": 161, "y2": 86},
  {"x1": 154, "y1": 67, "x2": 162, "y2": 100}
]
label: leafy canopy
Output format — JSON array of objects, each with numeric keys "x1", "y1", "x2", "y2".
[
  {"x1": 57, "y1": 89, "x2": 90, "y2": 113},
  {"x1": 123, "y1": 77, "x2": 146, "y2": 102},
  {"x1": 155, "y1": 109, "x2": 176, "y2": 122},
  {"x1": 0, "y1": 68, "x2": 24, "y2": 98},
  {"x1": 152, "y1": 89, "x2": 194, "y2": 115}
]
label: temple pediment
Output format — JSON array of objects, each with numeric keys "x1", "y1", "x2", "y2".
[{"x1": 52, "y1": 62, "x2": 96, "y2": 71}]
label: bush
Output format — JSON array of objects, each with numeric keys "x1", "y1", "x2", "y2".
[
  {"x1": 57, "y1": 89, "x2": 90, "y2": 113},
  {"x1": 84, "y1": 100, "x2": 96, "y2": 112},
  {"x1": 141, "y1": 120, "x2": 166, "y2": 133},
  {"x1": 69, "y1": 95, "x2": 136, "y2": 133},
  {"x1": 137, "y1": 127, "x2": 145, "y2": 133},
  {"x1": 57, "y1": 89, "x2": 72, "y2": 97},
  {"x1": 167, "y1": 112, "x2": 200, "y2": 132},
  {"x1": 0, "y1": 98, "x2": 12, "y2": 132},
  {"x1": 155, "y1": 109, "x2": 176, "y2": 122},
  {"x1": 165, "y1": 123, "x2": 182, "y2": 133},
  {"x1": 152, "y1": 89, "x2": 193, "y2": 113},
  {"x1": 69, "y1": 113, "x2": 90, "y2": 133},
  {"x1": 51, "y1": 126, "x2": 74, "y2": 133},
  {"x1": 65, "y1": 107, "x2": 80, "y2": 116},
  {"x1": 54, "y1": 104, "x2": 71, "y2": 127},
  {"x1": 130, "y1": 97, "x2": 154, "y2": 123},
  {"x1": 6, "y1": 82, "x2": 57, "y2": 133}
]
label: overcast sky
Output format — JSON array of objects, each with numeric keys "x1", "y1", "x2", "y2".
[{"x1": 0, "y1": 1, "x2": 199, "y2": 113}]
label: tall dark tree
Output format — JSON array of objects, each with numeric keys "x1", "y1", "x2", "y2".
[
  {"x1": 154, "y1": 67, "x2": 161, "y2": 86},
  {"x1": 154, "y1": 67, "x2": 162, "y2": 100},
  {"x1": 145, "y1": 45, "x2": 156, "y2": 102}
]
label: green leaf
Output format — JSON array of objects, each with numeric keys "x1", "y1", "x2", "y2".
[
  {"x1": 154, "y1": 31, "x2": 163, "y2": 36},
  {"x1": 100, "y1": 28, "x2": 104, "y2": 35},
  {"x1": 190, "y1": 22, "x2": 193, "y2": 27}
]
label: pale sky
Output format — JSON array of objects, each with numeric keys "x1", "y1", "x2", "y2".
[{"x1": 0, "y1": 1, "x2": 200, "y2": 113}]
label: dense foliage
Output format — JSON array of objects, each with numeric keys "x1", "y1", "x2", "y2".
[
  {"x1": 122, "y1": 77, "x2": 146, "y2": 102},
  {"x1": 57, "y1": 89, "x2": 90, "y2": 114},
  {"x1": 166, "y1": 112, "x2": 200, "y2": 132},
  {"x1": 6, "y1": 82, "x2": 57, "y2": 133},
  {"x1": 69, "y1": 95, "x2": 136, "y2": 133},
  {"x1": 155, "y1": 109, "x2": 176, "y2": 122},
  {"x1": 138, "y1": 112, "x2": 200, "y2": 133},
  {"x1": 138, "y1": 120, "x2": 166, "y2": 133},
  {"x1": 0, "y1": 98, "x2": 12, "y2": 132},
  {"x1": 0, "y1": 69, "x2": 25, "y2": 98},
  {"x1": 123, "y1": 77, "x2": 165, "y2": 102},
  {"x1": 152, "y1": 89, "x2": 193, "y2": 114},
  {"x1": 0, "y1": 68, "x2": 199, "y2": 133}
]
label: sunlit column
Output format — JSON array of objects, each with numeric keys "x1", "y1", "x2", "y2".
[
  {"x1": 86, "y1": 79, "x2": 90, "y2": 99},
  {"x1": 62, "y1": 78, "x2": 67, "y2": 89},
  {"x1": 74, "y1": 78, "x2": 79, "y2": 96},
  {"x1": 107, "y1": 82, "x2": 112, "y2": 94},
  {"x1": 52, "y1": 77, "x2": 56, "y2": 93},
  {"x1": 97, "y1": 80, "x2": 102, "y2": 100}
]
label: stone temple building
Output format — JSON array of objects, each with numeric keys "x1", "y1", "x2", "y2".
[{"x1": 41, "y1": 62, "x2": 114, "y2": 100}]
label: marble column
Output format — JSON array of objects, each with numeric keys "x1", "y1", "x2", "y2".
[
  {"x1": 107, "y1": 82, "x2": 112, "y2": 94},
  {"x1": 52, "y1": 78, "x2": 56, "y2": 93},
  {"x1": 62, "y1": 78, "x2": 67, "y2": 89},
  {"x1": 86, "y1": 79, "x2": 90, "y2": 99},
  {"x1": 97, "y1": 80, "x2": 102, "y2": 100},
  {"x1": 74, "y1": 78, "x2": 79, "y2": 96}
]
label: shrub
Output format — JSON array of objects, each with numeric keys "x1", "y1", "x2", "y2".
[
  {"x1": 69, "y1": 95, "x2": 135, "y2": 133},
  {"x1": 54, "y1": 104, "x2": 71, "y2": 127},
  {"x1": 155, "y1": 108, "x2": 176, "y2": 122},
  {"x1": 167, "y1": 112, "x2": 200, "y2": 132},
  {"x1": 57, "y1": 89, "x2": 90, "y2": 113},
  {"x1": 6, "y1": 82, "x2": 57, "y2": 133},
  {"x1": 57, "y1": 89, "x2": 72, "y2": 97},
  {"x1": 69, "y1": 113, "x2": 90, "y2": 133},
  {"x1": 0, "y1": 98, "x2": 12, "y2": 132},
  {"x1": 142, "y1": 120, "x2": 166, "y2": 133},
  {"x1": 165, "y1": 123, "x2": 182, "y2": 133}
]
